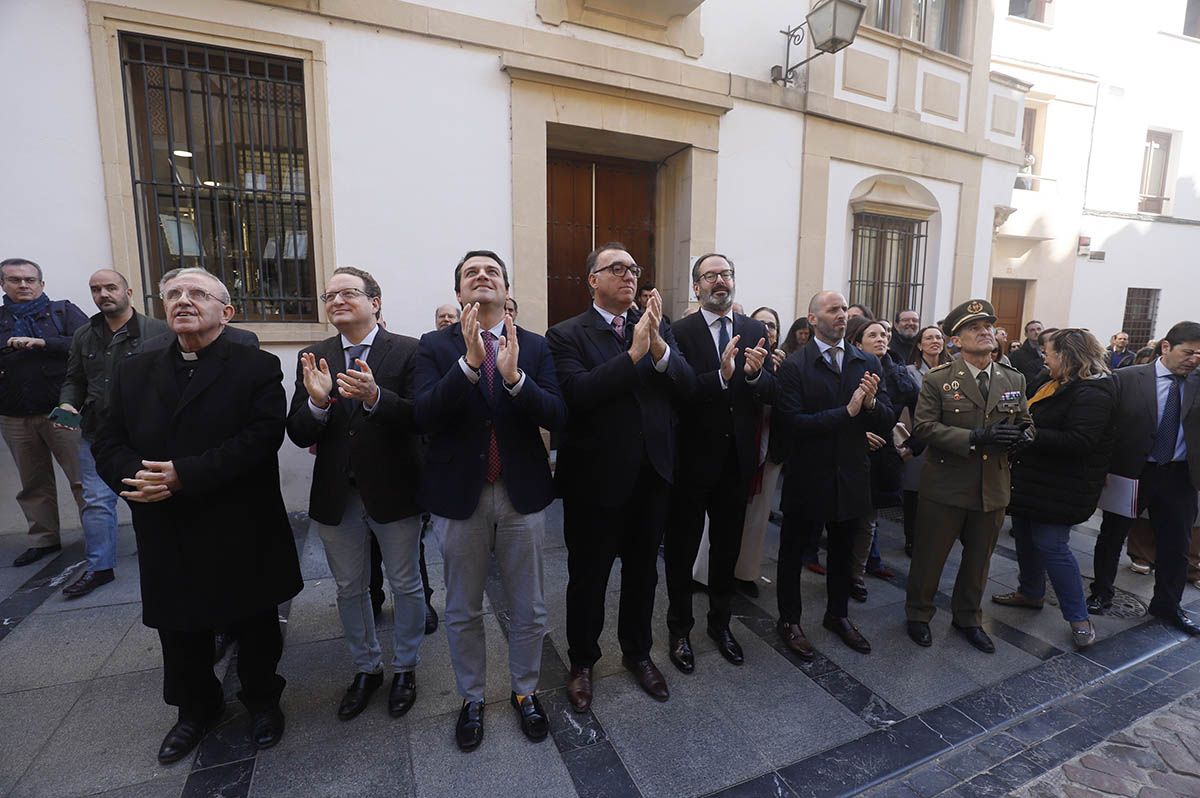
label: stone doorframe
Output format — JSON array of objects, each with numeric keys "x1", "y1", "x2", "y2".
[{"x1": 502, "y1": 52, "x2": 732, "y2": 332}]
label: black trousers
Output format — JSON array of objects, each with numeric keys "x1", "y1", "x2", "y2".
[
  {"x1": 664, "y1": 443, "x2": 748, "y2": 637},
  {"x1": 564, "y1": 458, "x2": 670, "y2": 667},
  {"x1": 158, "y1": 607, "x2": 284, "y2": 720},
  {"x1": 1092, "y1": 462, "x2": 1198, "y2": 615},
  {"x1": 777, "y1": 515, "x2": 857, "y2": 623},
  {"x1": 370, "y1": 522, "x2": 433, "y2": 608}
]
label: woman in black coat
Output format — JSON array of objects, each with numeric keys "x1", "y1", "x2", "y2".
[{"x1": 992, "y1": 328, "x2": 1116, "y2": 648}]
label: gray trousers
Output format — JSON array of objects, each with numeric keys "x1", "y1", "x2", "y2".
[
  {"x1": 437, "y1": 478, "x2": 547, "y2": 702},
  {"x1": 0, "y1": 415, "x2": 84, "y2": 547}
]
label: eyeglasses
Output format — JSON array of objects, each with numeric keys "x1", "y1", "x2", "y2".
[
  {"x1": 593, "y1": 263, "x2": 642, "y2": 278},
  {"x1": 697, "y1": 270, "x2": 734, "y2": 284},
  {"x1": 161, "y1": 287, "x2": 228, "y2": 304},
  {"x1": 320, "y1": 288, "x2": 370, "y2": 303}
]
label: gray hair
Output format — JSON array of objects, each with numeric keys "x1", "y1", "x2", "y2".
[
  {"x1": 159, "y1": 267, "x2": 231, "y2": 304},
  {"x1": 0, "y1": 258, "x2": 43, "y2": 281}
]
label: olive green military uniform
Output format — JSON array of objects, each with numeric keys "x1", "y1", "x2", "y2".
[{"x1": 905, "y1": 352, "x2": 1032, "y2": 627}]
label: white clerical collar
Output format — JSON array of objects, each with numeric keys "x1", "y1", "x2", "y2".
[{"x1": 180, "y1": 350, "x2": 198, "y2": 361}]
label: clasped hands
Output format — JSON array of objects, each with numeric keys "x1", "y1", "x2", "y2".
[
  {"x1": 970, "y1": 420, "x2": 1033, "y2": 453},
  {"x1": 845, "y1": 372, "x2": 880, "y2": 417},
  {"x1": 461, "y1": 303, "x2": 521, "y2": 384},
  {"x1": 300, "y1": 351, "x2": 380, "y2": 408},
  {"x1": 121, "y1": 460, "x2": 181, "y2": 503},
  {"x1": 626, "y1": 289, "x2": 668, "y2": 365}
]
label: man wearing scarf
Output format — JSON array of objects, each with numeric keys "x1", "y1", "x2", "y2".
[{"x1": 0, "y1": 258, "x2": 88, "y2": 567}]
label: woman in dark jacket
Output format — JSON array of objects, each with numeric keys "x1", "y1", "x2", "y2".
[
  {"x1": 992, "y1": 328, "x2": 1116, "y2": 648},
  {"x1": 845, "y1": 317, "x2": 921, "y2": 597}
]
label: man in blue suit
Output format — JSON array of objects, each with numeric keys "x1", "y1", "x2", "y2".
[{"x1": 415, "y1": 250, "x2": 567, "y2": 752}]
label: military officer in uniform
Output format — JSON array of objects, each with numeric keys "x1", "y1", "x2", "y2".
[{"x1": 904, "y1": 299, "x2": 1033, "y2": 653}]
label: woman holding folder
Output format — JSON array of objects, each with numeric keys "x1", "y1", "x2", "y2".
[{"x1": 992, "y1": 329, "x2": 1116, "y2": 648}]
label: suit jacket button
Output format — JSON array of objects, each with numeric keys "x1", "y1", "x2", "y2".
[
  {"x1": 954, "y1": 408, "x2": 960, "y2": 413},
  {"x1": 349, "y1": 430, "x2": 356, "y2": 437},
  {"x1": 982, "y1": 453, "x2": 988, "y2": 460},
  {"x1": 479, "y1": 453, "x2": 485, "y2": 460}
]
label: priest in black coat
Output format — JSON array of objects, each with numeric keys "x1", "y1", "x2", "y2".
[{"x1": 94, "y1": 267, "x2": 302, "y2": 765}]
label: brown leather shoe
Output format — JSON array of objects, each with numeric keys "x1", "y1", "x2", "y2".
[
  {"x1": 823, "y1": 614, "x2": 871, "y2": 654},
  {"x1": 566, "y1": 666, "x2": 593, "y2": 713},
  {"x1": 622, "y1": 657, "x2": 669, "y2": 702},
  {"x1": 776, "y1": 620, "x2": 815, "y2": 661}
]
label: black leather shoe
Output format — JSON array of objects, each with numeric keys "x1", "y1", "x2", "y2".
[
  {"x1": 850, "y1": 582, "x2": 868, "y2": 603},
  {"x1": 735, "y1": 578, "x2": 760, "y2": 598},
  {"x1": 953, "y1": 623, "x2": 995, "y2": 653},
  {"x1": 906, "y1": 621, "x2": 932, "y2": 647},
  {"x1": 13, "y1": 544, "x2": 60, "y2": 568},
  {"x1": 1153, "y1": 609, "x2": 1200, "y2": 636},
  {"x1": 337, "y1": 672, "x2": 383, "y2": 720},
  {"x1": 157, "y1": 712, "x2": 219, "y2": 765},
  {"x1": 388, "y1": 672, "x2": 417, "y2": 717},
  {"x1": 456, "y1": 700, "x2": 485, "y2": 751},
  {"x1": 622, "y1": 657, "x2": 669, "y2": 702},
  {"x1": 1086, "y1": 593, "x2": 1112, "y2": 614},
  {"x1": 251, "y1": 706, "x2": 285, "y2": 750},
  {"x1": 424, "y1": 603, "x2": 439, "y2": 635},
  {"x1": 212, "y1": 632, "x2": 234, "y2": 665},
  {"x1": 62, "y1": 569, "x2": 114, "y2": 599},
  {"x1": 823, "y1": 614, "x2": 871, "y2": 654},
  {"x1": 510, "y1": 692, "x2": 548, "y2": 742},
  {"x1": 668, "y1": 636, "x2": 695, "y2": 674},
  {"x1": 707, "y1": 626, "x2": 745, "y2": 666},
  {"x1": 566, "y1": 666, "x2": 593, "y2": 712}
]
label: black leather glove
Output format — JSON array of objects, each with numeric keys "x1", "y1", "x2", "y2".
[
  {"x1": 970, "y1": 422, "x2": 1023, "y2": 449},
  {"x1": 1008, "y1": 424, "x2": 1035, "y2": 454}
]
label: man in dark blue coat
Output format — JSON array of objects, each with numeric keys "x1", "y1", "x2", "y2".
[
  {"x1": 774, "y1": 291, "x2": 894, "y2": 657},
  {"x1": 415, "y1": 250, "x2": 566, "y2": 751}
]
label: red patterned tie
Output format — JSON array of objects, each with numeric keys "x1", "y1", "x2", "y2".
[
  {"x1": 481, "y1": 330, "x2": 502, "y2": 483},
  {"x1": 612, "y1": 314, "x2": 625, "y2": 343}
]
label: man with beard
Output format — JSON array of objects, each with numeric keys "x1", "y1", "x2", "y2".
[
  {"x1": 0, "y1": 258, "x2": 88, "y2": 567},
  {"x1": 94, "y1": 267, "x2": 302, "y2": 763},
  {"x1": 57, "y1": 269, "x2": 167, "y2": 597},
  {"x1": 1010, "y1": 319, "x2": 1045, "y2": 385},
  {"x1": 548, "y1": 243, "x2": 695, "y2": 710},
  {"x1": 773, "y1": 291, "x2": 893, "y2": 656},
  {"x1": 663, "y1": 253, "x2": 773, "y2": 673},
  {"x1": 889, "y1": 309, "x2": 921, "y2": 365}
]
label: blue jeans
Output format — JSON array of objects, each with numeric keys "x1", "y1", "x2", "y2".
[
  {"x1": 78, "y1": 436, "x2": 118, "y2": 571},
  {"x1": 313, "y1": 489, "x2": 425, "y2": 674},
  {"x1": 1011, "y1": 516, "x2": 1088, "y2": 622}
]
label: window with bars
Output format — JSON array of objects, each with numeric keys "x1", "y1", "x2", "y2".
[
  {"x1": 1121, "y1": 288, "x2": 1160, "y2": 350},
  {"x1": 848, "y1": 213, "x2": 929, "y2": 324},
  {"x1": 119, "y1": 33, "x2": 317, "y2": 322}
]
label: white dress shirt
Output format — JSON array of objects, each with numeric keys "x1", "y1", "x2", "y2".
[
  {"x1": 1152, "y1": 357, "x2": 1188, "y2": 462},
  {"x1": 309, "y1": 324, "x2": 382, "y2": 419},
  {"x1": 457, "y1": 318, "x2": 527, "y2": 395}
]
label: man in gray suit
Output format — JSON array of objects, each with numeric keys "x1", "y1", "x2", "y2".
[{"x1": 1089, "y1": 321, "x2": 1200, "y2": 636}]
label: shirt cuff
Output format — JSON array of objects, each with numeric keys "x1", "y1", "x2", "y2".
[
  {"x1": 653, "y1": 344, "x2": 671, "y2": 373},
  {"x1": 746, "y1": 369, "x2": 761, "y2": 386},
  {"x1": 308, "y1": 397, "x2": 330, "y2": 420},
  {"x1": 458, "y1": 356, "x2": 481, "y2": 384},
  {"x1": 718, "y1": 372, "x2": 728, "y2": 390},
  {"x1": 363, "y1": 389, "x2": 381, "y2": 413},
  {"x1": 504, "y1": 369, "x2": 526, "y2": 396}
]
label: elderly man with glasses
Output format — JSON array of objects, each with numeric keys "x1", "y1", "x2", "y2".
[{"x1": 93, "y1": 266, "x2": 302, "y2": 764}]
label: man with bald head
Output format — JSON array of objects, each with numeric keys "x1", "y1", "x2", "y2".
[
  {"x1": 435, "y1": 303, "x2": 460, "y2": 331},
  {"x1": 58, "y1": 269, "x2": 168, "y2": 597}
]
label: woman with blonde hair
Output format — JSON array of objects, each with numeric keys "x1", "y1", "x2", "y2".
[{"x1": 992, "y1": 328, "x2": 1116, "y2": 648}]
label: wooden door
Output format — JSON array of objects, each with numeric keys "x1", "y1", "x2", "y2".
[
  {"x1": 990, "y1": 278, "x2": 1026, "y2": 345},
  {"x1": 546, "y1": 151, "x2": 656, "y2": 327}
]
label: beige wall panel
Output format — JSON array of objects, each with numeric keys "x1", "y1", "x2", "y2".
[
  {"x1": 991, "y1": 95, "x2": 1019, "y2": 136},
  {"x1": 922, "y1": 72, "x2": 963, "y2": 122},
  {"x1": 842, "y1": 49, "x2": 891, "y2": 102}
]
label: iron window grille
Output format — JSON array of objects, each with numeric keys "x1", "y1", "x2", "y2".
[
  {"x1": 119, "y1": 33, "x2": 317, "y2": 322},
  {"x1": 1121, "y1": 288, "x2": 1160, "y2": 351},
  {"x1": 849, "y1": 213, "x2": 929, "y2": 324}
]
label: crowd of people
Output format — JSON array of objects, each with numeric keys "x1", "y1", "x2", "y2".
[{"x1": 2, "y1": 248, "x2": 1198, "y2": 766}]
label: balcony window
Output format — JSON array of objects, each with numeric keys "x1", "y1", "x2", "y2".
[
  {"x1": 1185, "y1": 0, "x2": 1200, "y2": 38},
  {"x1": 1138, "y1": 130, "x2": 1172, "y2": 214},
  {"x1": 1008, "y1": 0, "x2": 1048, "y2": 23},
  {"x1": 912, "y1": 0, "x2": 965, "y2": 56},
  {"x1": 862, "y1": 0, "x2": 902, "y2": 34}
]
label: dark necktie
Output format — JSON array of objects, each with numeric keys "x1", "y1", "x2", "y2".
[
  {"x1": 827, "y1": 345, "x2": 842, "y2": 374},
  {"x1": 343, "y1": 343, "x2": 368, "y2": 413},
  {"x1": 718, "y1": 316, "x2": 730, "y2": 354},
  {"x1": 480, "y1": 331, "x2": 502, "y2": 483},
  {"x1": 1152, "y1": 374, "x2": 1184, "y2": 464},
  {"x1": 977, "y1": 369, "x2": 990, "y2": 401}
]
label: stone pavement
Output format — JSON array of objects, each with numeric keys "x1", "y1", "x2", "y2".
[
  {"x1": 1013, "y1": 690, "x2": 1200, "y2": 798},
  {"x1": 1, "y1": 492, "x2": 1198, "y2": 798}
]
